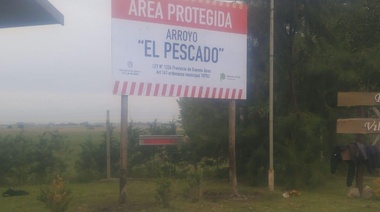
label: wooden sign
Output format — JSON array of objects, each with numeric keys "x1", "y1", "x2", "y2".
[
  {"x1": 337, "y1": 118, "x2": 380, "y2": 134},
  {"x1": 337, "y1": 92, "x2": 380, "y2": 107},
  {"x1": 139, "y1": 135, "x2": 184, "y2": 145}
]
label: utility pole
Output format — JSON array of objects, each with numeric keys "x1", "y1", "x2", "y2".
[{"x1": 268, "y1": 0, "x2": 275, "y2": 192}]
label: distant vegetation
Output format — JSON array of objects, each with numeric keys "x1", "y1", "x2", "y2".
[{"x1": 0, "y1": 120, "x2": 183, "y2": 185}]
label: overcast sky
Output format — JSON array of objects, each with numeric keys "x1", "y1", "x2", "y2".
[{"x1": 0, "y1": 0, "x2": 180, "y2": 124}]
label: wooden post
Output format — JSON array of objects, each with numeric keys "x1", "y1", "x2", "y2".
[
  {"x1": 229, "y1": 100, "x2": 239, "y2": 196},
  {"x1": 106, "y1": 110, "x2": 111, "y2": 179},
  {"x1": 355, "y1": 133, "x2": 365, "y2": 196},
  {"x1": 119, "y1": 95, "x2": 128, "y2": 204},
  {"x1": 355, "y1": 108, "x2": 365, "y2": 196}
]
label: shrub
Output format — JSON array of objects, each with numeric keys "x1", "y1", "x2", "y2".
[
  {"x1": 38, "y1": 174, "x2": 72, "y2": 212},
  {"x1": 33, "y1": 131, "x2": 70, "y2": 183},
  {"x1": 0, "y1": 131, "x2": 70, "y2": 185},
  {"x1": 374, "y1": 177, "x2": 380, "y2": 197},
  {"x1": 155, "y1": 177, "x2": 172, "y2": 208},
  {"x1": 183, "y1": 171, "x2": 203, "y2": 202}
]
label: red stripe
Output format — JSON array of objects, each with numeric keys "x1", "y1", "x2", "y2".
[
  {"x1": 177, "y1": 85, "x2": 182, "y2": 96},
  {"x1": 231, "y1": 89, "x2": 236, "y2": 99},
  {"x1": 154, "y1": 84, "x2": 160, "y2": 96},
  {"x1": 225, "y1": 88, "x2": 230, "y2": 99},
  {"x1": 162, "y1": 84, "x2": 167, "y2": 96},
  {"x1": 121, "y1": 81, "x2": 128, "y2": 94},
  {"x1": 130, "y1": 82, "x2": 136, "y2": 95},
  {"x1": 138, "y1": 82, "x2": 144, "y2": 95},
  {"x1": 146, "y1": 83, "x2": 152, "y2": 96},
  {"x1": 212, "y1": 88, "x2": 217, "y2": 98},
  {"x1": 112, "y1": 0, "x2": 247, "y2": 34},
  {"x1": 205, "y1": 87, "x2": 210, "y2": 98},
  {"x1": 142, "y1": 139, "x2": 177, "y2": 145},
  {"x1": 191, "y1": 86, "x2": 197, "y2": 97},
  {"x1": 218, "y1": 88, "x2": 224, "y2": 99},
  {"x1": 184, "y1": 86, "x2": 189, "y2": 97},
  {"x1": 113, "y1": 81, "x2": 120, "y2": 94},
  {"x1": 169, "y1": 84, "x2": 175, "y2": 96},
  {"x1": 238, "y1": 89, "x2": 243, "y2": 99},
  {"x1": 198, "y1": 86, "x2": 203, "y2": 98}
]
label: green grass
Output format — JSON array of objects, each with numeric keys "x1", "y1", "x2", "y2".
[
  {"x1": 1, "y1": 177, "x2": 379, "y2": 212},
  {"x1": 1, "y1": 126, "x2": 380, "y2": 211}
]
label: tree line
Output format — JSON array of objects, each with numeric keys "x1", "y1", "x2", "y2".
[{"x1": 178, "y1": 0, "x2": 380, "y2": 188}]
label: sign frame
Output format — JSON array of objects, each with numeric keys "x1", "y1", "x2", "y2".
[
  {"x1": 111, "y1": 0, "x2": 248, "y2": 99},
  {"x1": 337, "y1": 92, "x2": 380, "y2": 107},
  {"x1": 139, "y1": 135, "x2": 184, "y2": 145},
  {"x1": 337, "y1": 118, "x2": 380, "y2": 134}
]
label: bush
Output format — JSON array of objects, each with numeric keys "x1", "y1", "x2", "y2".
[
  {"x1": 275, "y1": 112, "x2": 330, "y2": 188},
  {"x1": 0, "y1": 131, "x2": 70, "y2": 186},
  {"x1": 33, "y1": 131, "x2": 70, "y2": 182},
  {"x1": 0, "y1": 133, "x2": 35, "y2": 185},
  {"x1": 155, "y1": 177, "x2": 172, "y2": 208},
  {"x1": 38, "y1": 174, "x2": 72, "y2": 212},
  {"x1": 183, "y1": 171, "x2": 203, "y2": 202},
  {"x1": 75, "y1": 131, "x2": 120, "y2": 182},
  {"x1": 374, "y1": 177, "x2": 380, "y2": 197},
  {"x1": 74, "y1": 137, "x2": 105, "y2": 182}
]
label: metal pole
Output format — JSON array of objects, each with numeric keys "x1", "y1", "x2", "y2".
[
  {"x1": 268, "y1": 0, "x2": 275, "y2": 191},
  {"x1": 106, "y1": 110, "x2": 111, "y2": 179},
  {"x1": 119, "y1": 95, "x2": 128, "y2": 204}
]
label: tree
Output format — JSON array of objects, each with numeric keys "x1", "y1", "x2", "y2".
[
  {"x1": 33, "y1": 130, "x2": 71, "y2": 182},
  {"x1": 178, "y1": 98, "x2": 230, "y2": 167},
  {"x1": 0, "y1": 131, "x2": 70, "y2": 185},
  {"x1": 75, "y1": 125, "x2": 119, "y2": 182},
  {"x1": 270, "y1": 0, "x2": 380, "y2": 187},
  {"x1": 178, "y1": 0, "x2": 380, "y2": 188},
  {"x1": 0, "y1": 132, "x2": 35, "y2": 185}
]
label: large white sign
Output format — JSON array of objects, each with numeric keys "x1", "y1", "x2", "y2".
[{"x1": 112, "y1": 0, "x2": 247, "y2": 99}]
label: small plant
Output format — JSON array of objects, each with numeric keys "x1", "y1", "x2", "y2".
[
  {"x1": 155, "y1": 177, "x2": 172, "y2": 208},
  {"x1": 38, "y1": 174, "x2": 72, "y2": 212},
  {"x1": 374, "y1": 177, "x2": 380, "y2": 197},
  {"x1": 184, "y1": 171, "x2": 203, "y2": 202}
]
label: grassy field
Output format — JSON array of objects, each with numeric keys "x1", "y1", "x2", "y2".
[
  {"x1": 0, "y1": 177, "x2": 380, "y2": 212},
  {"x1": 0, "y1": 125, "x2": 107, "y2": 141},
  {"x1": 1, "y1": 126, "x2": 380, "y2": 211}
]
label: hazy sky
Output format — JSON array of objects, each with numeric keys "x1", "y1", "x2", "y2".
[{"x1": 0, "y1": 0, "x2": 180, "y2": 124}]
